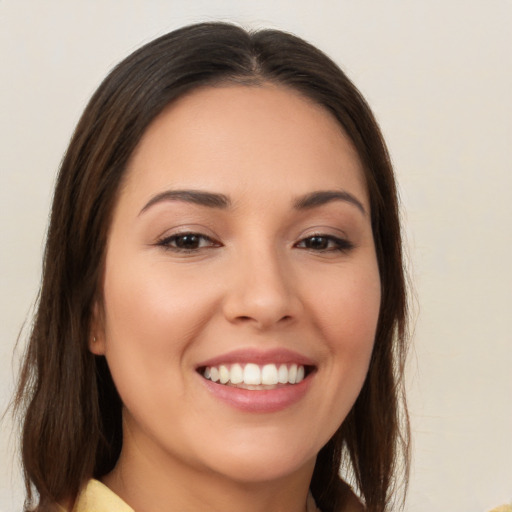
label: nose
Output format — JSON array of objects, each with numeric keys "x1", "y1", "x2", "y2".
[{"x1": 222, "y1": 246, "x2": 302, "y2": 330}]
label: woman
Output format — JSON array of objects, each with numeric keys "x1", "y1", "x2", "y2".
[{"x1": 14, "y1": 22, "x2": 409, "y2": 512}]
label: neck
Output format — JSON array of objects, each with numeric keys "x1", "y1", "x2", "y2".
[{"x1": 102, "y1": 427, "x2": 316, "y2": 512}]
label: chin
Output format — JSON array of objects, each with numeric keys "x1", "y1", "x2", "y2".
[
  {"x1": 211, "y1": 455, "x2": 315, "y2": 485},
  {"x1": 194, "y1": 434, "x2": 319, "y2": 484}
]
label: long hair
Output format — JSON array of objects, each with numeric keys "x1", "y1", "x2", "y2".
[{"x1": 14, "y1": 22, "x2": 409, "y2": 512}]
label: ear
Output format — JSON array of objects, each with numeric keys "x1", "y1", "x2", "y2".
[{"x1": 89, "y1": 300, "x2": 107, "y2": 355}]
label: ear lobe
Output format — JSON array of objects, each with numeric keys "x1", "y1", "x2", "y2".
[
  {"x1": 89, "y1": 301, "x2": 106, "y2": 355},
  {"x1": 89, "y1": 334, "x2": 106, "y2": 355}
]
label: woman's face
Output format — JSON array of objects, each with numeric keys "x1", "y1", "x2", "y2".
[{"x1": 91, "y1": 84, "x2": 381, "y2": 485}]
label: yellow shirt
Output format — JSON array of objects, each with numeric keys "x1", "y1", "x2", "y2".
[
  {"x1": 67, "y1": 479, "x2": 321, "y2": 512},
  {"x1": 69, "y1": 479, "x2": 134, "y2": 512},
  {"x1": 64, "y1": 481, "x2": 511, "y2": 512}
]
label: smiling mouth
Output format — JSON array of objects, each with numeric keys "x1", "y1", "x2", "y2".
[{"x1": 198, "y1": 363, "x2": 314, "y2": 390}]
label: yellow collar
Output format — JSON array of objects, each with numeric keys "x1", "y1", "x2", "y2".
[
  {"x1": 69, "y1": 479, "x2": 134, "y2": 512},
  {"x1": 65, "y1": 479, "x2": 321, "y2": 512}
]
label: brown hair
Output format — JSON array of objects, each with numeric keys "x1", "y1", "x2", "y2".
[{"x1": 14, "y1": 22, "x2": 409, "y2": 512}]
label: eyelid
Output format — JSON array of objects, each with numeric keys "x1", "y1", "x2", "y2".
[{"x1": 154, "y1": 223, "x2": 219, "y2": 242}]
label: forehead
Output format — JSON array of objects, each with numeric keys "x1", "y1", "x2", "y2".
[{"x1": 122, "y1": 84, "x2": 368, "y2": 210}]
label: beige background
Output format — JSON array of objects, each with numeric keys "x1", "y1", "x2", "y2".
[{"x1": 1, "y1": 1, "x2": 511, "y2": 511}]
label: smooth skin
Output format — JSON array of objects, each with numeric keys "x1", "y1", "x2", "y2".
[{"x1": 90, "y1": 84, "x2": 379, "y2": 512}]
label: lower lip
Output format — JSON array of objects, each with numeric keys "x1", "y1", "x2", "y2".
[{"x1": 200, "y1": 375, "x2": 312, "y2": 413}]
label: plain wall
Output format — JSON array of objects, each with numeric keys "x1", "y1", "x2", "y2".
[{"x1": 1, "y1": 1, "x2": 511, "y2": 511}]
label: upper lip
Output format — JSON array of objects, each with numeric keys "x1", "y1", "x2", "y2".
[{"x1": 195, "y1": 348, "x2": 316, "y2": 369}]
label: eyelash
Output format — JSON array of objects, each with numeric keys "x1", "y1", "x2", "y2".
[
  {"x1": 156, "y1": 233, "x2": 220, "y2": 252},
  {"x1": 294, "y1": 234, "x2": 354, "y2": 253},
  {"x1": 156, "y1": 232, "x2": 353, "y2": 254}
]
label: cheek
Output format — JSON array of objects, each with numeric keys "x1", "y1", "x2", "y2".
[
  {"x1": 99, "y1": 249, "x2": 238, "y2": 414},
  {"x1": 99, "y1": 265, "x2": 216, "y2": 436},
  {"x1": 312, "y1": 265, "x2": 381, "y2": 348},
  {"x1": 307, "y1": 258, "x2": 381, "y2": 408},
  {"x1": 99, "y1": 254, "x2": 216, "y2": 396},
  {"x1": 102, "y1": 251, "x2": 216, "y2": 347},
  {"x1": 291, "y1": 259, "x2": 381, "y2": 448}
]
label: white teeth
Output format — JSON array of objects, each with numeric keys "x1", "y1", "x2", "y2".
[
  {"x1": 202, "y1": 363, "x2": 307, "y2": 387},
  {"x1": 219, "y1": 365, "x2": 230, "y2": 384},
  {"x1": 210, "y1": 366, "x2": 219, "y2": 383},
  {"x1": 243, "y1": 363, "x2": 261, "y2": 385},
  {"x1": 261, "y1": 364, "x2": 278, "y2": 385},
  {"x1": 288, "y1": 364, "x2": 297, "y2": 384},
  {"x1": 277, "y1": 364, "x2": 288, "y2": 384},
  {"x1": 230, "y1": 363, "x2": 243, "y2": 384}
]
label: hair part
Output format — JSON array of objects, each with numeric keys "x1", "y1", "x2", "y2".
[{"x1": 14, "y1": 22, "x2": 409, "y2": 512}]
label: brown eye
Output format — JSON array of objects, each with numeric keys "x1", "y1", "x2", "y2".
[
  {"x1": 295, "y1": 235, "x2": 354, "y2": 252},
  {"x1": 303, "y1": 236, "x2": 330, "y2": 250},
  {"x1": 157, "y1": 233, "x2": 220, "y2": 252},
  {"x1": 173, "y1": 234, "x2": 202, "y2": 249}
]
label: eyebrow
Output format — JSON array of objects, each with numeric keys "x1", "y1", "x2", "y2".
[
  {"x1": 139, "y1": 188, "x2": 366, "y2": 216},
  {"x1": 139, "y1": 189, "x2": 231, "y2": 215},
  {"x1": 293, "y1": 190, "x2": 366, "y2": 215}
]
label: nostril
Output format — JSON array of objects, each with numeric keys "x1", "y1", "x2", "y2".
[{"x1": 233, "y1": 313, "x2": 294, "y2": 326}]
